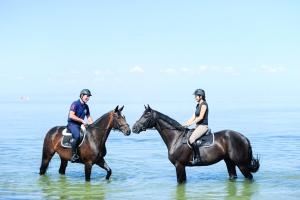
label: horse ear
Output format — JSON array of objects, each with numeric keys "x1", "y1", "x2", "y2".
[
  {"x1": 119, "y1": 105, "x2": 124, "y2": 112},
  {"x1": 114, "y1": 105, "x2": 119, "y2": 112},
  {"x1": 147, "y1": 104, "x2": 151, "y2": 110},
  {"x1": 144, "y1": 105, "x2": 147, "y2": 110}
]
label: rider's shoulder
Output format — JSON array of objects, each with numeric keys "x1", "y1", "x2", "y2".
[
  {"x1": 70, "y1": 99, "x2": 80, "y2": 107},
  {"x1": 72, "y1": 99, "x2": 81, "y2": 104},
  {"x1": 200, "y1": 101, "x2": 208, "y2": 105}
]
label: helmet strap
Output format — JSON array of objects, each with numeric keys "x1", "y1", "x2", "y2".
[{"x1": 79, "y1": 96, "x2": 85, "y2": 104}]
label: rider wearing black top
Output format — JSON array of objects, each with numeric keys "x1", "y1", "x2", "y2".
[{"x1": 183, "y1": 89, "x2": 209, "y2": 165}]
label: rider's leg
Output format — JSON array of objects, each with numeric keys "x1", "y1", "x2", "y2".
[
  {"x1": 191, "y1": 142, "x2": 201, "y2": 165},
  {"x1": 70, "y1": 139, "x2": 79, "y2": 162},
  {"x1": 189, "y1": 125, "x2": 208, "y2": 165},
  {"x1": 189, "y1": 125, "x2": 208, "y2": 144},
  {"x1": 68, "y1": 124, "x2": 80, "y2": 162}
]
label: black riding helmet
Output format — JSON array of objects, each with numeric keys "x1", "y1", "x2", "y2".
[
  {"x1": 80, "y1": 89, "x2": 92, "y2": 97},
  {"x1": 193, "y1": 89, "x2": 205, "y2": 97}
]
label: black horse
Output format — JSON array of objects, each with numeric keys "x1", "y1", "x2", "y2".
[
  {"x1": 39, "y1": 106, "x2": 131, "y2": 181},
  {"x1": 132, "y1": 105, "x2": 259, "y2": 183}
]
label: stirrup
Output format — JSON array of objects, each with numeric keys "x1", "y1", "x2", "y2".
[
  {"x1": 70, "y1": 154, "x2": 79, "y2": 162},
  {"x1": 190, "y1": 158, "x2": 201, "y2": 166}
]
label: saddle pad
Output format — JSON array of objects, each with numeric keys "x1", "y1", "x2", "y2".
[
  {"x1": 61, "y1": 125, "x2": 86, "y2": 148},
  {"x1": 195, "y1": 131, "x2": 214, "y2": 148},
  {"x1": 183, "y1": 128, "x2": 214, "y2": 148}
]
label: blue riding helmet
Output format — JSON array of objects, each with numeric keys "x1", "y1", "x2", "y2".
[
  {"x1": 80, "y1": 89, "x2": 92, "y2": 97},
  {"x1": 193, "y1": 89, "x2": 205, "y2": 97}
]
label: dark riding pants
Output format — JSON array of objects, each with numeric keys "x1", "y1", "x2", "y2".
[{"x1": 67, "y1": 123, "x2": 81, "y2": 142}]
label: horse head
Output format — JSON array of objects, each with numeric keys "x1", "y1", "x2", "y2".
[
  {"x1": 112, "y1": 105, "x2": 131, "y2": 136},
  {"x1": 132, "y1": 105, "x2": 156, "y2": 134}
]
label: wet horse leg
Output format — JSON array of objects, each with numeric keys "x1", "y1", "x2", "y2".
[
  {"x1": 59, "y1": 158, "x2": 68, "y2": 175},
  {"x1": 39, "y1": 148, "x2": 55, "y2": 175},
  {"x1": 96, "y1": 158, "x2": 112, "y2": 180},
  {"x1": 224, "y1": 158, "x2": 237, "y2": 180},
  {"x1": 175, "y1": 163, "x2": 186, "y2": 184},
  {"x1": 238, "y1": 165, "x2": 253, "y2": 180},
  {"x1": 84, "y1": 162, "x2": 93, "y2": 181}
]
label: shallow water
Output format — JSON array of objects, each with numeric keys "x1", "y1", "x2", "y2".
[{"x1": 0, "y1": 98, "x2": 300, "y2": 199}]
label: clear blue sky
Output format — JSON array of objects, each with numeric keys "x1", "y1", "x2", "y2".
[{"x1": 0, "y1": 1, "x2": 299, "y2": 103}]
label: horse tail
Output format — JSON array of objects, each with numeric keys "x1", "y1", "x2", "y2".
[{"x1": 246, "y1": 138, "x2": 260, "y2": 173}]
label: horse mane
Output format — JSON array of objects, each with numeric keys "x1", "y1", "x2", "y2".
[
  {"x1": 88, "y1": 111, "x2": 111, "y2": 128},
  {"x1": 154, "y1": 110, "x2": 185, "y2": 131}
]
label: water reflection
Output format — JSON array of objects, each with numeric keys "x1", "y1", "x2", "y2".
[
  {"x1": 176, "y1": 184, "x2": 187, "y2": 200},
  {"x1": 38, "y1": 175, "x2": 107, "y2": 200},
  {"x1": 225, "y1": 180, "x2": 257, "y2": 200},
  {"x1": 173, "y1": 179, "x2": 258, "y2": 200}
]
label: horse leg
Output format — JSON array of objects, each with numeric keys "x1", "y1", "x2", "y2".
[
  {"x1": 238, "y1": 165, "x2": 253, "y2": 180},
  {"x1": 175, "y1": 163, "x2": 186, "y2": 184},
  {"x1": 59, "y1": 158, "x2": 68, "y2": 175},
  {"x1": 96, "y1": 158, "x2": 112, "y2": 180},
  {"x1": 224, "y1": 158, "x2": 237, "y2": 180},
  {"x1": 84, "y1": 162, "x2": 93, "y2": 181},
  {"x1": 39, "y1": 146, "x2": 55, "y2": 175}
]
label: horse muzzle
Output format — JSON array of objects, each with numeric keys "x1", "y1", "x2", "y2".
[
  {"x1": 132, "y1": 123, "x2": 144, "y2": 134},
  {"x1": 123, "y1": 128, "x2": 131, "y2": 136}
]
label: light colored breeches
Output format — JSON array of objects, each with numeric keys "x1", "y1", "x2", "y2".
[{"x1": 189, "y1": 125, "x2": 208, "y2": 144}]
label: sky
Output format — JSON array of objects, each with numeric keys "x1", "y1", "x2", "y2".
[{"x1": 0, "y1": 1, "x2": 299, "y2": 103}]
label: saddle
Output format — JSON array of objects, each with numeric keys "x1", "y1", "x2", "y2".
[
  {"x1": 183, "y1": 128, "x2": 214, "y2": 148},
  {"x1": 61, "y1": 125, "x2": 87, "y2": 148}
]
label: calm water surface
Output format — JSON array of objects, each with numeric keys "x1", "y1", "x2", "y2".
[{"x1": 0, "y1": 98, "x2": 299, "y2": 199}]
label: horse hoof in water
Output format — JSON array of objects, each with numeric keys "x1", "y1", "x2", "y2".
[{"x1": 106, "y1": 169, "x2": 112, "y2": 180}]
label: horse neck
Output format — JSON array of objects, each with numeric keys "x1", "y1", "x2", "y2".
[
  {"x1": 91, "y1": 112, "x2": 113, "y2": 145},
  {"x1": 154, "y1": 118, "x2": 178, "y2": 151}
]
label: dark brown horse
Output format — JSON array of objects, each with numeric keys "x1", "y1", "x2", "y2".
[
  {"x1": 132, "y1": 105, "x2": 259, "y2": 183},
  {"x1": 39, "y1": 105, "x2": 131, "y2": 181}
]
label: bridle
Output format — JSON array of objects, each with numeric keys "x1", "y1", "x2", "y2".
[
  {"x1": 137, "y1": 111, "x2": 187, "y2": 133},
  {"x1": 112, "y1": 113, "x2": 129, "y2": 131}
]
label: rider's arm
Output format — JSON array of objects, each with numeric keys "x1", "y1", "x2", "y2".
[
  {"x1": 87, "y1": 115, "x2": 93, "y2": 124},
  {"x1": 183, "y1": 113, "x2": 196, "y2": 127},
  {"x1": 85, "y1": 106, "x2": 93, "y2": 124},
  {"x1": 69, "y1": 111, "x2": 85, "y2": 124}
]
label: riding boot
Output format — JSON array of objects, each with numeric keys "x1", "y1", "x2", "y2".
[
  {"x1": 191, "y1": 142, "x2": 201, "y2": 166},
  {"x1": 70, "y1": 139, "x2": 79, "y2": 163}
]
